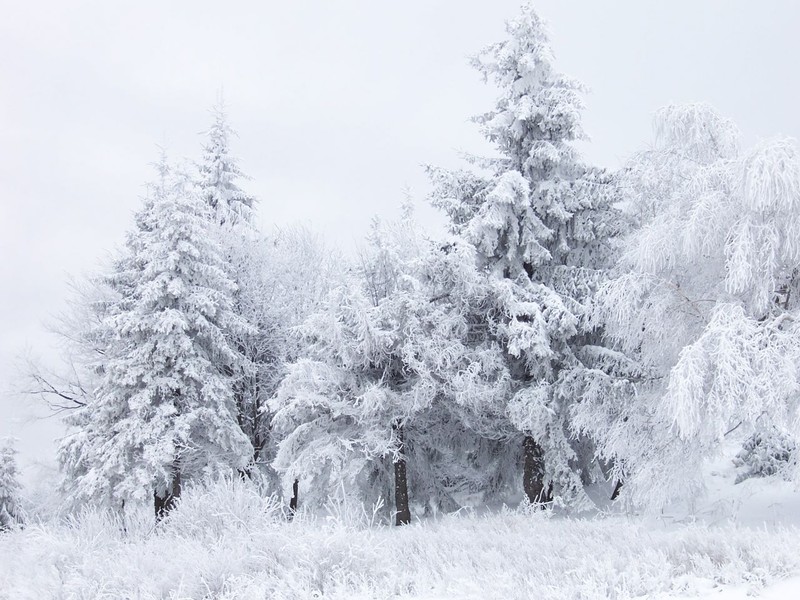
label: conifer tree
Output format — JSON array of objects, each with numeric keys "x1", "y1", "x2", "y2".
[
  {"x1": 0, "y1": 440, "x2": 24, "y2": 530},
  {"x1": 428, "y1": 3, "x2": 623, "y2": 507},
  {"x1": 60, "y1": 157, "x2": 252, "y2": 516},
  {"x1": 196, "y1": 104, "x2": 337, "y2": 488},
  {"x1": 198, "y1": 100, "x2": 256, "y2": 226},
  {"x1": 272, "y1": 211, "x2": 512, "y2": 521},
  {"x1": 196, "y1": 103, "x2": 265, "y2": 480}
]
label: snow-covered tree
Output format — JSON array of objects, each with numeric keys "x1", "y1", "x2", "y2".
[
  {"x1": 271, "y1": 213, "x2": 425, "y2": 524},
  {"x1": 0, "y1": 440, "x2": 23, "y2": 530},
  {"x1": 272, "y1": 210, "x2": 521, "y2": 522},
  {"x1": 427, "y1": 3, "x2": 623, "y2": 508},
  {"x1": 223, "y1": 224, "x2": 342, "y2": 489},
  {"x1": 195, "y1": 103, "x2": 341, "y2": 488},
  {"x1": 59, "y1": 157, "x2": 252, "y2": 517},
  {"x1": 588, "y1": 103, "x2": 800, "y2": 509},
  {"x1": 197, "y1": 100, "x2": 256, "y2": 226},
  {"x1": 196, "y1": 104, "x2": 264, "y2": 480}
]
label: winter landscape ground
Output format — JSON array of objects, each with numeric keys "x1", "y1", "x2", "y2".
[
  {"x1": 4, "y1": 471, "x2": 800, "y2": 599},
  {"x1": 4, "y1": 444, "x2": 800, "y2": 599},
  {"x1": 4, "y1": 1, "x2": 800, "y2": 598}
]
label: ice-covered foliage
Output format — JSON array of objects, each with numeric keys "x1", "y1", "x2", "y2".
[
  {"x1": 272, "y1": 210, "x2": 526, "y2": 516},
  {"x1": 196, "y1": 103, "x2": 340, "y2": 489},
  {"x1": 224, "y1": 224, "x2": 342, "y2": 489},
  {"x1": 427, "y1": 2, "x2": 624, "y2": 507},
  {"x1": 197, "y1": 100, "x2": 256, "y2": 226},
  {"x1": 0, "y1": 440, "x2": 24, "y2": 530},
  {"x1": 734, "y1": 429, "x2": 797, "y2": 484},
  {"x1": 272, "y1": 213, "x2": 436, "y2": 515},
  {"x1": 59, "y1": 158, "x2": 253, "y2": 509},
  {"x1": 588, "y1": 102, "x2": 800, "y2": 508}
]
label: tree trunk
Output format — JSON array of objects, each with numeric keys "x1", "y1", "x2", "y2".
[
  {"x1": 523, "y1": 435, "x2": 552, "y2": 506},
  {"x1": 610, "y1": 479, "x2": 623, "y2": 501},
  {"x1": 154, "y1": 470, "x2": 182, "y2": 521},
  {"x1": 248, "y1": 388, "x2": 265, "y2": 480},
  {"x1": 288, "y1": 478, "x2": 299, "y2": 518},
  {"x1": 393, "y1": 421, "x2": 411, "y2": 526}
]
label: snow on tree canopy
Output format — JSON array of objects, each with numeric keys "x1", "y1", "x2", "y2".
[
  {"x1": 59, "y1": 157, "x2": 253, "y2": 508},
  {"x1": 198, "y1": 100, "x2": 256, "y2": 226},
  {"x1": 588, "y1": 103, "x2": 800, "y2": 509},
  {"x1": 271, "y1": 213, "x2": 531, "y2": 516},
  {"x1": 427, "y1": 2, "x2": 624, "y2": 508}
]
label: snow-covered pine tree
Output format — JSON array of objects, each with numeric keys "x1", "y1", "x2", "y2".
[
  {"x1": 588, "y1": 103, "x2": 800, "y2": 509},
  {"x1": 272, "y1": 210, "x2": 512, "y2": 522},
  {"x1": 196, "y1": 104, "x2": 338, "y2": 490},
  {"x1": 427, "y1": 3, "x2": 623, "y2": 508},
  {"x1": 0, "y1": 440, "x2": 24, "y2": 530},
  {"x1": 198, "y1": 99, "x2": 256, "y2": 226},
  {"x1": 271, "y1": 213, "x2": 425, "y2": 524},
  {"x1": 59, "y1": 156, "x2": 252, "y2": 517},
  {"x1": 58, "y1": 151, "x2": 173, "y2": 509},
  {"x1": 196, "y1": 103, "x2": 265, "y2": 481}
]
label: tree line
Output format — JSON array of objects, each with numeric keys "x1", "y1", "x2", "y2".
[{"x1": 15, "y1": 2, "x2": 800, "y2": 526}]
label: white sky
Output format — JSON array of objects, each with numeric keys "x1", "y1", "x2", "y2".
[{"x1": 2, "y1": 0, "x2": 800, "y2": 485}]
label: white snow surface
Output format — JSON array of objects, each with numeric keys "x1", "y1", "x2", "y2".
[{"x1": 3, "y1": 470, "x2": 800, "y2": 600}]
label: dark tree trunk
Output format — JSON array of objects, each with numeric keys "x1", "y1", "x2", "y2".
[
  {"x1": 610, "y1": 479, "x2": 623, "y2": 501},
  {"x1": 288, "y1": 478, "x2": 299, "y2": 518},
  {"x1": 523, "y1": 435, "x2": 552, "y2": 506},
  {"x1": 248, "y1": 388, "x2": 265, "y2": 480},
  {"x1": 154, "y1": 470, "x2": 182, "y2": 521},
  {"x1": 393, "y1": 421, "x2": 411, "y2": 526}
]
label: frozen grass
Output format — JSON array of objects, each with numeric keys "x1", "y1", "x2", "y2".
[{"x1": 2, "y1": 478, "x2": 800, "y2": 599}]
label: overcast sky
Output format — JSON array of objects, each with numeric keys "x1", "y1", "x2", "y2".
[{"x1": 2, "y1": 0, "x2": 800, "y2": 484}]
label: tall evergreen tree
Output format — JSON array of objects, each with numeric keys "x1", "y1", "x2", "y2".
[
  {"x1": 0, "y1": 440, "x2": 23, "y2": 530},
  {"x1": 198, "y1": 100, "x2": 256, "y2": 226},
  {"x1": 196, "y1": 102, "x2": 264, "y2": 480},
  {"x1": 59, "y1": 157, "x2": 252, "y2": 516},
  {"x1": 195, "y1": 104, "x2": 337, "y2": 489},
  {"x1": 428, "y1": 3, "x2": 623, "y2": 507}
]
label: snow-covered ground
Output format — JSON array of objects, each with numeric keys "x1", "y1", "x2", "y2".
[
  {"x1": 2, "y1": 472, "x2": 800, "y2": 600},
  {"x1": 687, "y1": 577, "x2": 800, "y2": 600}
]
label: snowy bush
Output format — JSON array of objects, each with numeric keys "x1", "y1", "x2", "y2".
[
  {"x1": 157, "y1": 476, "x2": 284, "y2": 543},
  {"x1": 734, "y1": 429, "x2": 797, "y2": 484}
]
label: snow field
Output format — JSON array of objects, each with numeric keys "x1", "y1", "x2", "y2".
[{"x1": 2, "y1": 478, "x2": 799, "y2": 600}]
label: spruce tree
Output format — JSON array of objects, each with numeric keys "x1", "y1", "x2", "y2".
[
  {"x1": 195, "y1": 104, "x2": 336, "y2": 489},
  {"x1": 60, "y1": 157, "x2": 252, "y2": 516},
  {"x1": 0, "y1": 440, "x2": 23, "y2": 530},
  {"x1": 198, "y1": 100, "x2": 256, "y2": 226},
  {"x1": 428, "y1": 3, "x2": 623, "y2": 507},
  {"x1": 197, "y1": 103, "x2": 264, "y2": 480}
]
